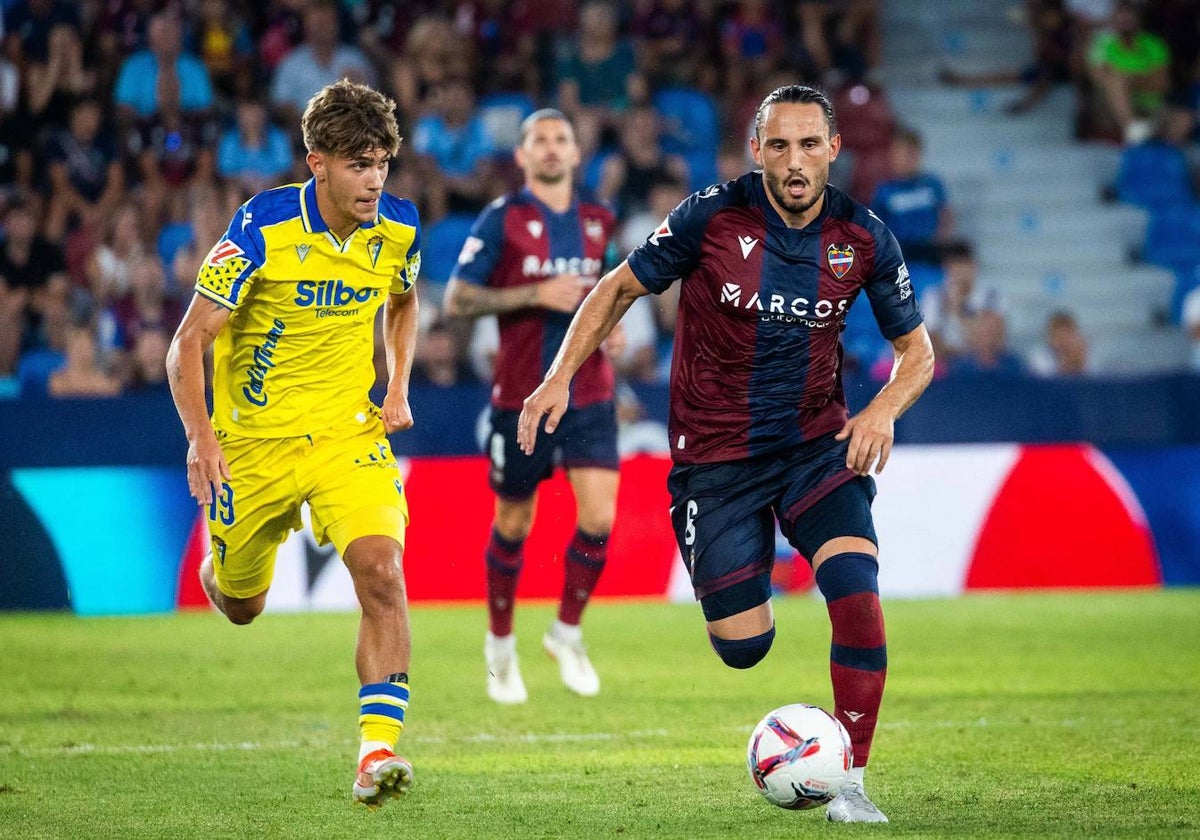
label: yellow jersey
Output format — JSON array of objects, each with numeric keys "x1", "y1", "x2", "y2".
[{"x1": 196, "y1": 179, "x2": 420, "y2": 438}]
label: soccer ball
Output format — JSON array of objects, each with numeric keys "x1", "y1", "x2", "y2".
[{"x1": 746, "y1": 703, "x2": 853, "y2": 810}]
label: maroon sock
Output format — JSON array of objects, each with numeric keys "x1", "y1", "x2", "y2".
[
  {"x1": 815, "y1": 553, "x2": 888, "y2": 767},
  {"x1": 486, "y1": 529, "x2": 524, "y2": 637},
  {"x1": 557, "y1": 529, "x2": 609, "y2": 625}
]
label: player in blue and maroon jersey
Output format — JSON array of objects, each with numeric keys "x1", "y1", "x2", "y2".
[
  {"x1": 445, "y1": 109, "x2": 620, "y2": 705},
  {"x1": 519, "y1": 86, "x2": 935, "y2": 823}
]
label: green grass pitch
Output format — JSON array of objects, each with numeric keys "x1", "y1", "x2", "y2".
[{"x1": 1, "y1": 590, "x2": 1198, "y2": 839}]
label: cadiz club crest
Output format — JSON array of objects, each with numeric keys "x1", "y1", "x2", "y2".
[
  {"x1": 367, "y1": 234, "x2": 384, "y2": 268},
  {"x1": 827, "y1": 243, "x2": 855, "y2": 279}
]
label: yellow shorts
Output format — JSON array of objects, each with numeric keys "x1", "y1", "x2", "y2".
[{"x1": 208, "y1": 411, "x2": 408, "y2": 599}]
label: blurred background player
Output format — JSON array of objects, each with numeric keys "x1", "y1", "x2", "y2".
[
  {"x1": 445, "y1": 109, "x2": 619, "y2": 704},
  {"x1": 518, "y1": 85, "x2": 935, "y2": 823},
  {"x1": 165, "y1": 80, "x2": 420, "y2": 809}
]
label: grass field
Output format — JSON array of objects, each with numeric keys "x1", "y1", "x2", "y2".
[{"x1": 2, "y1": 590, "x2": 1199, "y2": 839}]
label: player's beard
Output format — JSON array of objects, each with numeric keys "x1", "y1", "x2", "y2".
[
  {"x1": 764, "y1": 168, "x2": 827, "y2": 217},
  {"x1": 532, "y1": 167, "x2": 569, "y2": 185}
]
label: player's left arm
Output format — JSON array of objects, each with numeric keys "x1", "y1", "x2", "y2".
[
  {"x1": 381, "y1": 288, "x2": 418, "y2": 433},
  {"x1": 836, "y1": 323, "x2": 935, "y2": 476}
]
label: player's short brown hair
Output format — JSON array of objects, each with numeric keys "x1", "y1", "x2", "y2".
[{"x1": 301, "y1": 78, "x2": 401, "y2": 158}]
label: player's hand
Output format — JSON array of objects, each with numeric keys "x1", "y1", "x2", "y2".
[
  {"x1": 602, "y1": 322, "x2": 626, "y2": 360},
  {"x1": 186, "y1": 430, "x2": 231, "y2": 507},
  {"x1": 517, "y1": 378, "x2": 570, "y2": 455},
  {"x1": 835, "y1": 402, "x2": 895, "y2": 476},
  {"x1": 535, "y1": 275, "x2": 586, "y2": 314},
  {"x1": 382, "y1": 390, "x2": 414, "y2": 433}
]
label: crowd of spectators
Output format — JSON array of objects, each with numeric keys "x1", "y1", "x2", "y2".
[{"x1": 1, "y1": 0, "x2": 1196, "y2": 403}]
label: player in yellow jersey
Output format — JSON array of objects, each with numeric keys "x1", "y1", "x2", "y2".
[{"x1": 166, "y1": 79, "x2": 419, "y2": 809}]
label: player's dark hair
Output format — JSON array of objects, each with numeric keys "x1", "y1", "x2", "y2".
[
  {"x1": 301, "y1": 78, "x2": 401, "y2": 158},
  {"x1": 519, "y1": 108, "x2": 572, "y2": 143},
  {"x1": 754, "y1": 85, "x2": 837, "y2": 139}
]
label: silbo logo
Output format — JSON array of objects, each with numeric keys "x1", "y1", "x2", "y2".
[{"x1": 294, "y1": 279, "x2": 377, "y2": 307}]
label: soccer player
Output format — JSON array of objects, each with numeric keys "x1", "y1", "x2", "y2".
[
  {"x1": 444, "y1": 109, "x2": 619, "y2": 704},
  {"x1": 518, "y1": 86, "x2": 935, "y2": 823},
  {"x1": 166, "y1": 79, "x2": 420, "y2": 809}
]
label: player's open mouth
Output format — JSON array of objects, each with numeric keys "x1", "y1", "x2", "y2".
[{"x1": 787, "y1": 178, "x2": 808, "y2": 195}]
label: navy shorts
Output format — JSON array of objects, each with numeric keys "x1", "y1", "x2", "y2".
[
  {"x1": 667, "y1": 432, "x2": 877, "y2": 602},
  {"x1": 487, "y1": 400, "x2": 619, "y2": 500}
]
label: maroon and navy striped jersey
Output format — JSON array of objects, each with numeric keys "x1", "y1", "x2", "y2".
[
  {"x1": 453, "y1": 188, "x2": 617, "y2": 410},
  {"x1": 628, "y1": 174, "x2": 923, "y2": 464}
]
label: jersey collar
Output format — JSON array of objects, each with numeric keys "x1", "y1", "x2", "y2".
[{"x1": 299, "y1": 178, "x2": 379, "y2": 239}]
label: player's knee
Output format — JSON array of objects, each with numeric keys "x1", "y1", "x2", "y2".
[
  {"x1": 223, "y1": 599, "x2": 264, "y2": 626},
  {"x1": 708, "y1": 625, "x2": 776, "y2": 669}
]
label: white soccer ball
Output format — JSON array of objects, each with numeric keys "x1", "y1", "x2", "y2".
[{"x1": 746, "y1": 703, "x2": 853, "y2": 810}]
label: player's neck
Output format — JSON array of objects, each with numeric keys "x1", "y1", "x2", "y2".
[
  {"x1": 764, "y1": 184, "x2": 826, "y2": 230},
  {"x1": 314, "y1": 185, "x2": 364, "y2": 241},
  {"x1": 527, "y1": 179, "x2": 573, "y2": 214}
]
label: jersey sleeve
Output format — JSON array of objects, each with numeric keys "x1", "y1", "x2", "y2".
[
  {"x1": 195, "y1": 202, "x2": 266, "y2": 310},
  {"x1": 394, "y1": 220, "x2": 421, "y2": 295},
  {"x1": 862, "y1": 225, "x2": 924, "y2": 341},
  {"x1": 626, "y1": 189, "x2": 715, "y2": 294},
  {"x1": 450, "y1": 198, "x2": 507, "y2": 286}
]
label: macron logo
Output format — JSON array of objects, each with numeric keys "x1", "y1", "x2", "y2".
[
  {"x1": 648, "y1": 217, "x2": 673, "y2": 246},
  {"x1": 844, "y1": 711, "x2": 865, "y2": 723},
  {"x1": 738, "y1": 235, "x2": 759, "y2": 259},
  {"x1": 720, "y1": 282, "x2": 742, "y2": 305}
]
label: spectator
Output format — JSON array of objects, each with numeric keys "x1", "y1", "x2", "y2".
[
  {"x1": 113, "y1": 11, "x2": 215, "y2": 123},
  {"x1": 0, "y1": 55, "x2": 34, "y2": 206},
  {"x1": 13, "y1": 4, "x2": 92, "y2": 139},
  {"x1": 631, "y1": 0, "x2": 717, "y2": 91},
  {"x1": 794, "y1": 0, "x2": 882, "y2": 84},
  {"x1": 85, "y1": 201, "x2": 146, "y2": 306},
  {"x1": 556, "y1": 1, "x2": 645, "y2": 126},
  {"x1": 949, "y1": 309, "x2": 1026, "y2": 376},
  {"x1": 0, "y1": 199, "x2": 69, "y2": 356},
  {"x1": 411, "y1": 80, "x2": 496, "y2": 214},
  {"x1": 0, "y1": 269, "x2": 28, "y2": 376},
  {"x1": 43, "y1": 97, "x2": 125, "y2": 242},
  {"x1": 410, "y1": 319, "x2": 478, "y2": 387},
  {"x1": 269, "y1": 0, "x2": 375, "y2": 124},
  {"x1": 596, "y1": 105, "x2": 689, "y2": 219},
  {"x1": 1028, "y1": 310, "x2": 1096, "y2": 376},
  {"x1": 870, "y1": 126, "x2": 953, "y2": 265},
  {"x1": 719, "y1": 0, "x2": 785, "y2": 108},
  {"x1": 46, "y1": 317, "x2": 121, "y2": 398},
  {"x1": 192, "y1": 0, "x2": 255, "y2": 101},
  {"x1": 921, "y1": 241, "x2": 1003, "y2": 362},
  {"x1": 128, "y1": 99, "x2": 218, "y2": 225},
  {"x1": 387, "y1": 15, "x2": 475, "y2": 120},
  {"x1": 127, "y1": 324, "x2": 170, "y2": 391},
  {"x1": 112, "y1": 255, "x2": 183, "y2": 355},
  {"x1": 1085, "y1": 0, "x2": 1171, "y2": 144},
  {"x1": 217, "y1": 99, "x2": 294, "y2": 196}
]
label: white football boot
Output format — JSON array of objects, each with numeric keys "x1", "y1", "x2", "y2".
[
  {"x1": 485, "y1": 632, "x2": 528, "y2": 704},
  {"x1": 826, "y1": 781, "x2": 889, "y2": 823},
  {"x1": 542, "y1": 622, "x2": 600, "y2": 697}
]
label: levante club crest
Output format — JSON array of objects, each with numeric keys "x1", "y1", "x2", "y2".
[{"x1": 827, "y1": 243, "x2": 854, "y2": 279}]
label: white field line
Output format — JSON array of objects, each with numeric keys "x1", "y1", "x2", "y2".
[{"x1": 2, "y1": 717, "x2": 1105, "y2": 757}]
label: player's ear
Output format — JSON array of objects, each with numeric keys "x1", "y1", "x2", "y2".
[
  {"x1": 828, "y1": 133, "x2": 841, "y2": 163},
  {"x1": 514, "y1": 144, "x2": 526, "y2": 171},
  {"x1": 307, "y1": 150, "x2": 325, "y2": 181},
  {"x1": 749, "y1": 135, "x2": 763, "y2": 167}
]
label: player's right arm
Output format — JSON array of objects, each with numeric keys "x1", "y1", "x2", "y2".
[
  {"x1": 167, "y1": 294, "x2": 233, "y2": 507},
  {"x1": 444, "y1": 273, "x2": 584, "y2": 318},
  {"x1": 517, "y1": 260, "x2": 647, "y2": 453}
]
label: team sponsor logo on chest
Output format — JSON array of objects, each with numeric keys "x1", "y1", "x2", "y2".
[
  {"x1": 826, "y1": 243, "x2": 855, "y2": 279},
  {"x1": 522, "y1": 255, "x2": 602, "y2": 278},
  {"x1": 584, "y1": 219, "x2": 605, "y2": 241},
  {"x1": 718, "y1": 281, "x2": 848, "y2": 325}
]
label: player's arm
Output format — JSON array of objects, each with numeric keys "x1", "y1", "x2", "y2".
[
  {"x1": 443, "y1": 274, "x2": 584, "y2": 318},
  {"x1": 836, "y1": 322, "x2": 935, "y2": 476},
  {"x1": 381, "y1": 288, "x2": 419, "y2": 434},
  {"x1": 517, "y1": 260, "x2": 648, "y2": 453},
  {"x1": 166, "y1": 294, "x2": 233, "y2": 506}
]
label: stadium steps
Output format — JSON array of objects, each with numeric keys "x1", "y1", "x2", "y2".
[{"x1": 880, "y1": 0, "x2": 1186, "y2": 371}]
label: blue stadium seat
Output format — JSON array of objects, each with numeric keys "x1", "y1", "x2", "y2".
[
  {"x1": 1143, "y1": 203, "x2": 1200, "y2": 270},
  {"x1": 1115, "y1": 142, "x2": 1194, "y2": 209},
  {"x1": 654, "y1": 87, "x2": 720, "y2": 189},
  {"x1": 421, "y1": 213, "x2": 477, "y2": 286},
  {"x1": 477, "y1": 92, "x2": 537, "y2": 150}
]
